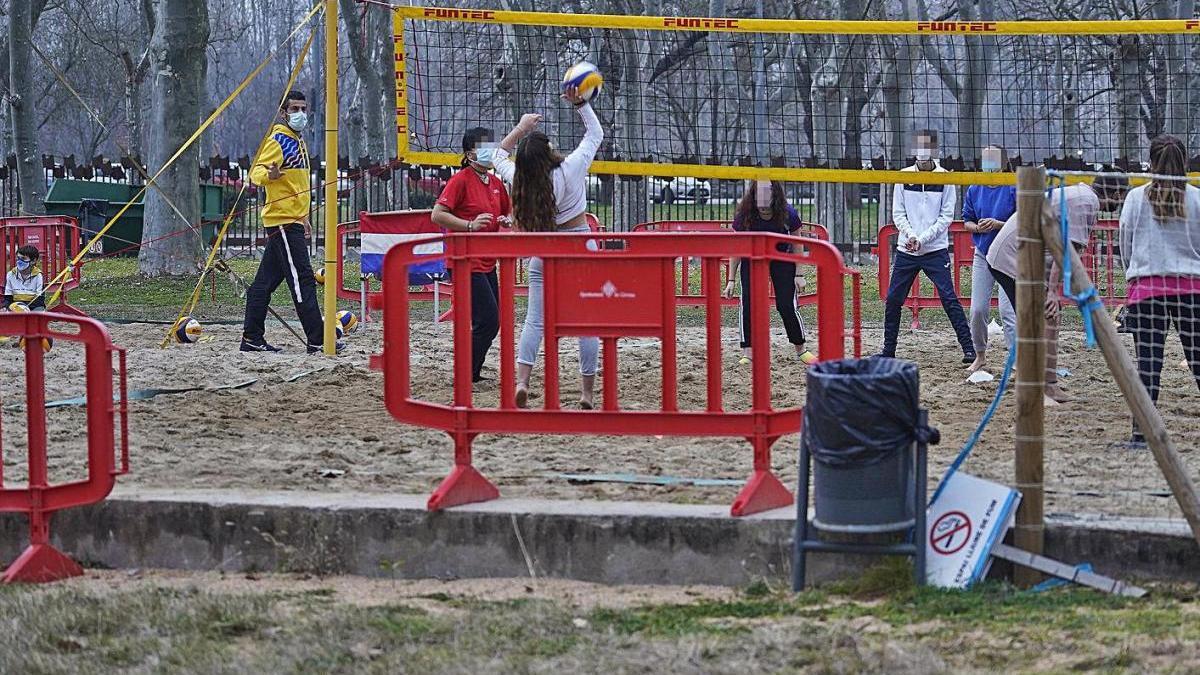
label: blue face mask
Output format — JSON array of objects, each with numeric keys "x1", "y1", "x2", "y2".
[
  {"x1": 474, "y1": 146, "x2": 496, "y2": 168},
  {"x1": 15, "y1": 259, "x2": 31, "y2": 272},
  {"x1": 981, "y1": 159, "x2": 1001, "y2": 172}
]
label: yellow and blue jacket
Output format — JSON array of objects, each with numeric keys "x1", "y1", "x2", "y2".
[{"x1": 250, "y1": 124, "x2": 311, "y2": 227}]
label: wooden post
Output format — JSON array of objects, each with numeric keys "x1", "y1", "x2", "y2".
[
  {"x1": 1040, "y1": 207, "x2": 1200, "y2": 547},
  {"x1": 1014, "y1": 166, "x2": 1047, "y2": 587}
]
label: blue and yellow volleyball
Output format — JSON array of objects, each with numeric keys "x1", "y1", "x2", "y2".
[
  {"x1": 173, "y1": 316, "x2": 203, "y2": 344},
  {"x1": 8, "y1": 302, "x2": 29, "y2": 312},
  {"x1": 337, "y1": 310, "x2": 359, "y2": 333},
  {"x1": 313, "y1": 267, "x2": 326, "y2": 285},
  {"x1": 561, "y1": 62, "x2": 603, "y2": 102}
]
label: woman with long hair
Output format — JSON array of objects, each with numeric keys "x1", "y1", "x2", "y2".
[
  {"x1": 722, "y1": 180, "x2": 816, "y2": 365},
  {"x1": 1119, "y1": 134, "x2": 1200, "y2": 445},
  {"x1": 493, "y1": 86, "x2": 603, "y2": 409},
  {"x1": 431, "y1": 126, "x2": 511, "y2": 384}
]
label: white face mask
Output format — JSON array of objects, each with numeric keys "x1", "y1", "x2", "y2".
[
  {"x1": 915, "y1": 147, "x2": 933, "y2": 162},
  {"x1": 287, "y1": 111, "x2": 308, "y2": 132}
]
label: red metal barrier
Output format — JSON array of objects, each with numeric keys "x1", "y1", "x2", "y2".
[
  {"x1": 877, "y1": 219, "x2": 1125, "y2": 328},
  {"x1": 0, "y1": 217, "x2": 85, "y2": 316},
  {"x1": 1079, "y1": 219, "x2": 1123, "y2": 307},
  {"x1": 631, "y1": 220, "x2": 833, "y2": 308},
  {"x1": 337, "y1": 211, "x2": 605, "y2": 322},
  {"x1": 372, "y1": 232, "x2": 853, "y2": 517},
  {"x1": 0, "y1": 312, "x2": 128, "y2": 583}
]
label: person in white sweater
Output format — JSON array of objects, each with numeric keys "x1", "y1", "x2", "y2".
[
  {"x1": 880, "y1": 130, "x2": 975, "y2": 362},
  {"x1": 1118, "y1": 134, "x2": 1200, "y2": 446},
  {"x1": 494, "y1": 85, "x2": 602, "y2": 409}
]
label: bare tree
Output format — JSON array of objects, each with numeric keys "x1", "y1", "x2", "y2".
[
  {"x1": 139, "y1": 0, "x2": 210, "y2": 276},
  {"x1": 9, "y1": 0, "x2": 51, "y2": 214}
]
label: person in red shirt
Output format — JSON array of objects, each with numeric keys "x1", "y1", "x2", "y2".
[{"x1": 432, "y1": 127, "x2": 512, "y2": 384}]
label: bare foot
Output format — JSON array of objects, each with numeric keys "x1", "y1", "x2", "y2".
[
  {"x1": 1044, "y1": 394, "x2": 1061, "y2": 407},
  {"x1": 966, "y1": 354, "x2": 987, "y2": 374},
  {"x1": 515, "y1": 384, "x2": 529, "y2": 409},
  {"x1": 1044, "y1": 384, "x2": 1073, "y2": 403}
]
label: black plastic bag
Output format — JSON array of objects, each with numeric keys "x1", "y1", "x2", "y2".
[{"x1": 803, "y1": 357, "x2": 939, "y2": 468}]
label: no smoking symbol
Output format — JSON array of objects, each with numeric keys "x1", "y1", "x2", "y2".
[{"x1": 930, "y1": 511, "x2": 972, "y2": 555}]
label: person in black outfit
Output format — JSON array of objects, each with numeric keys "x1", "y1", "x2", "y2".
[{"x1": 723, "y1": 180, "x2": 817, "y2": 365}]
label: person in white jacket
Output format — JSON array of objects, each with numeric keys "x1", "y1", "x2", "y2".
[{"x1": 880, "y1": 130, "x2": 975, "y2": 363}]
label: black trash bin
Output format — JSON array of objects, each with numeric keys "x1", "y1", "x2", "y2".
[
  {"x1": 792, "y1": 357, "x2": 938, "y2": 590},
  {"x1": 77, "y1": 198, "x2": 109, "y2": 255},
  {"x1": 806, "y1": 358, "x2": 927, "y2": 532}
]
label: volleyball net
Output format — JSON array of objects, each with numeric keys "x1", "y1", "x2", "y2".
[{"x1": 392, "y1": 7, "x2": 1200, "y2": 187}]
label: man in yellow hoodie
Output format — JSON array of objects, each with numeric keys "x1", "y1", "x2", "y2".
[{"x1": 241, "y1": 90, "x2": 334, "y2": 353}]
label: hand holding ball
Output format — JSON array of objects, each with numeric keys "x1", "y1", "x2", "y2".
[{"x1": 562, "y1": 62, "x2": 603, "y2": 103}]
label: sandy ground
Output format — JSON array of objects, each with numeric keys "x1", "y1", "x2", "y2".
[{"x1": 2, "y1": 313, "x2": 1198, "y2": 519}]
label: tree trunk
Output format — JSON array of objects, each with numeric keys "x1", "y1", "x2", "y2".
[
  {"x1": 1164, "y1": 0, "x2": 1197, "y2": 142},
  {"x1": 120, "y1": 51, "x2": 149, "y2": 170},
  {"x1": 811, "y1": 40, "x2": 846, "y2": 241},
  {"x1": 10, "y1": 0, "x2": 45, "y2": 215},
  {"x1": 139, "y1": 0, "x2": 210, "y2": 276},
  {"x1": 610, "y1": 0, "x2": 649, "y2": 231},
  {"x1": 1115, "y1": 36, "x2": 1142, "y2": 166},
  {"x1": 341, "y1": 0, "x2": 386, "y2": 160}
]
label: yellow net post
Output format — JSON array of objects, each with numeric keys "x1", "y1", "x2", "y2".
[{"x1": 323, "y1": 0, "x2": 340, "y2": 355}]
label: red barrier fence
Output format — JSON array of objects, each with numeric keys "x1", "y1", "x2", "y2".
[
  {"x1": 335, "y1": 211, "x2": 603, "y2": 322},
  {"x1": 0, "y1": 217, "x2": 85, "y2": 316},
  {"x1": 631, "y1": 220, "x2": 833, "y2": 308},
  {"x1": 0, "y1": 313, "x2": 127, "y2": 583},
  {"x1": 372, "y1": 232, "x2": 853, "y2": 516},
  {"x1": 877, "y1": 219, "x2": 1125, "y2": 328}
]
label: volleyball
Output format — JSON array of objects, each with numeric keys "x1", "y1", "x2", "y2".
[
  {"x1": 8, "y1": 302, "x2": 29, "y2": 312},
  {"x1": 337, "y1": 310, "x2": 359, "y2": 333},
  {"x1": 173, "y1": 316, "x2": 203, "y2": 344},
  {"x1": 314, "y1": 267, "x2": 326, "y2": 285},
  {"x1": 562, "y1": 62, "x2": 603, "y2": 102},
  {"x1": 19, "y1": 336, "x2": 52, "y2": 352}
]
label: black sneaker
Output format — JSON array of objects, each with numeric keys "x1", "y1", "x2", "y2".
[
  {"x1": 240, "y1": 338, "x2": 282, "y2": 353},
  {"x1": 962, "y1": 350, "x2": 978, "y2": 365},
  {"x1": 307, "y1": 341, "x2": 346, "y2": 354}
]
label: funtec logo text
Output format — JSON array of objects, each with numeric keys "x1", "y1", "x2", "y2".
[
  {"x1": 664, "y1": 17, "x2": 740, "y2": 29},
  {"x1": 423, "y1": 8, "x2": 496, "y2": 21},
  {"x1": 916, "y1": 21, "x2": 998, "y2": 32}
]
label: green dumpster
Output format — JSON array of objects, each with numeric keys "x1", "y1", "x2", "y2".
[{"x1": 44, "y1": 179, "x2": 224, "y2": 255}]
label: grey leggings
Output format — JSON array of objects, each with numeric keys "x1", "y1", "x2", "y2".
[
  {"x1": 517, "y1": 225, "x2": 599, "y2": 376},
  {"x1": 970, "y1": 249, "x2": 1016, "y2": 353}
]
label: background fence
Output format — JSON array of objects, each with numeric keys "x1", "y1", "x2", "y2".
[{"x1": 1, "y1": 155, "x2": 893, "y2": 254}]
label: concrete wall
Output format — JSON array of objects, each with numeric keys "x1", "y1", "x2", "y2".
[{"x1": 0, "y1": 489, "x2": 1194, "y2": 587}]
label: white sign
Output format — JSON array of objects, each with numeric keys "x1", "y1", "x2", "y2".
[{"x1": 926, "y1": 472, "x2": 1021, "y2": 589}]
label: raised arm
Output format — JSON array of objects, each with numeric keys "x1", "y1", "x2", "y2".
[
  {"x1": 558, "y1": 102, "x2": 604, "y2": 181},
  {"x1": 494, "y1": 113, "x2": 543, "y2": 185}
]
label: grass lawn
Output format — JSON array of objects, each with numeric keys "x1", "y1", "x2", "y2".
[{"x1": 1, "y1": 567, "x2": 1195, "y2": 673}]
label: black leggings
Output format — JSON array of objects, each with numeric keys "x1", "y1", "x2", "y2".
[
  {"x1": 739, "y1": 260, "x2": 806, "y2": 349},
  {"x1": 991, "y1": 265, "x2": 1017, "y2": 311},
  {"x1": 470, "y1": 270, "x2": 500, "y2": 381},
  {"x1": 1126, "y1": 294, "x2": 1200, "y2": 406}
]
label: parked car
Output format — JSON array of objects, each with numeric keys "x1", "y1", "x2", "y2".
[{"x1": 649, "y1": 176, "x2": 711, "y2": 205}]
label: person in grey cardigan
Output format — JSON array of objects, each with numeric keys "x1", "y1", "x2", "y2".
[{"x1": 1119, "y1": 134, "x2": 1200, "y2": 446}]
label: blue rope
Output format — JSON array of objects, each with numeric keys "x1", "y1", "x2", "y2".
[
  {"x1": 929, "y1": 346, "x2": 1016, "y2": 505},
  {"x1": 1050, "y1": 174, "x2": 1103, "y2": 348}
]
